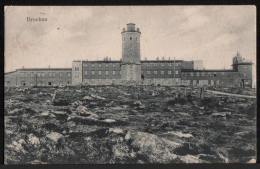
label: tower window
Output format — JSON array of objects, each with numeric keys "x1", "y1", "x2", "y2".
[{"x1": 130, "y1": 37, "x2": 132, "y2": 40}]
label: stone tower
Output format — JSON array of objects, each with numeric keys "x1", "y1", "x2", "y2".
[
  {"x1": 121, "y1": 23, "x2": 141, "y2": 81},
  {"x1": 232, "y1": 52, "x2": 253, "y2": 88}
]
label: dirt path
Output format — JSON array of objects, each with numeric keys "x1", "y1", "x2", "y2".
[{"x1": 206, "y1": 90, "x2": 256, "y2": 99}]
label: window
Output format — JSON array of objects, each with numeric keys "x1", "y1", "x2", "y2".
[
  {"x1": 168, "y1": 71, "x2": 172, "y2": 75},
  {"x1": 99, "y1": 64, "x2": 101, "y2": 67},
  {"x1": 161, "y1": 63, "x2": 164, "y2": 66},
  {"x1": 85, "y1": 71, "x2": 88, "y2": 75},
  {"x1": 154, "y1": 71, "x2": 158, "y2": 75},
  {"x1": 105, "y1": 71, "x2": 109, "y2": 75},
  {"x1": 68, "y1": 73, "x2": 71, "y2": 77},
  {"x1": 98, "y1": 71, "x2": 102, "y2": 75},
  {"x1": 91, "y1": 71, "x2": 95, "y2": 75},
  {"x1": 196, "y1": 72, "x2": 200, "y2": 76},
  {"x1": 130, "y1": 37, "x2": 132, "y2": 40},
  {"x1": 175, "y1": 70, "x2": 179, "y2": 75},
  {"x1": 161, "y1": 71, "x2": 164, "y2": 75},
  {"x1": 147, "y1": 71, "x2": 151, "y2": 74},
  {"x1": 112, "y1": 71, "x2": 116, "y2": 75},
  {"x1": 190, "y1": 72, "x2": 194, "y2": 76}
]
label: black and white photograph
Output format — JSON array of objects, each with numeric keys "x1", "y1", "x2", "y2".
[{"x1": 4, "y1": 5, "x2": 257, "y2": 164}]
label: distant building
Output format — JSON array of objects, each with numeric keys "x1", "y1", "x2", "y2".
[
  {"x1": 5, "y1": 23, "x2": 253, "y2": 88},
  {"x1": 193, "y1": 60, "x2": 204, "y2": 70},
  {"x1": 5, "y1": 68, "x2": 72, "y2": 87}
]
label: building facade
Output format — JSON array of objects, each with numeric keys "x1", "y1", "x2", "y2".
[
  {"x1": 5, "y1": 68, "x2": 72, "y2": 87},
  {"x1": 5, "y1": 23, "x2": 253, "y2": 88}
]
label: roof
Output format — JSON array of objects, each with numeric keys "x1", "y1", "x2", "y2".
[
  {"x1": 127, "y1": 23, "x2": 135, "y2": 25},
  {"x1": 16, "y1": 68, "x2": 72, "y2": 71},
  {"x1": 141, "y1": 60, "x2": 183, "y2": 63},
  {"x1": 82, "y1": 60, "x2": 184, "y2": 63},
  {"x1": 82, "y1": 60, "x2": 121, "y2": 63},
  {"x1": 232, "y1": 62, "x2": 253, "y2": 65},
  {"x1": 5, "y1": 71, "x2": 16, "y2": 75},
  {"x1": 181, "y1": 69, "x2": 237, "y2": 72}
]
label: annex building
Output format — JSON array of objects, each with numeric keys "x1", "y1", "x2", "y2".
[{"x1": 5, "y1": 23, "x2": 253, "y2": 88}]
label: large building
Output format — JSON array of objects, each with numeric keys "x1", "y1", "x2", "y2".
[{"x1": 5, "y1": 23, "x2": 253, "y2": 88}]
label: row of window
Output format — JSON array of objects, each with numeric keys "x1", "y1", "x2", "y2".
[
  {"x1": 82, "y1": 62, "x2": 181, "y2": 68},
  {"x1": 20, "y1": 81, "x2": 70, "y2": 86},
  {"x1": 123, "y1": 37, "x2": 138, "y2": 41},
  {"x1": 142, "y1": 62, "x2": 181, "y2": 67},
  {"x1": 83, "y1": 64, "x2": 120, "y2": 68},
  {"x1": 182, "y1": 72, "x2": 227, "y2": 77},
  {"x1": 19, "y1": 72, "x2": 71, "y2": 77},
  {"x1": 85, "y1": 71, "x2": 119, "y2": 75},
  {"x1": 145, "y1": 70, "x2": 179, "y2": 75}
]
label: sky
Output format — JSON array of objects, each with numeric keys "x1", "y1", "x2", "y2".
[{"x1": 4, "y1": 6, "x2": 256, "y2": 83}]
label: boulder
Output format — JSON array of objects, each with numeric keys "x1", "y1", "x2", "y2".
[
  {"x1": 82, "y1": 96, "x2": 93, "y2": 101},
  {"x1": 29, "y1": 160, "x2": 48, "y2": 164},
  {"x1": 6, "y1": 140, "x2": 26, "y2": 153},
  {"x1": 179, "y1": 154, "x2": 203, "y2": 163},
  {"x1": 109, "y1": 128, "x2": 124, "y2": 134},
  {"x1": 127, "y1": 131, "x2": 182, "y2": 163},
  {"x1": 76, "y1": 106, "x2": 99, "y2": 119},
  {"x1": 211, "y1": 112, "x2": 231, "y2": 118},
  {"x1": 8, "y1": 108, "x2": 23, "y2": 115},
  {"x1": 247, "y1": 158, "x2": 256, "y2": 163},
  {"x1": 102, "y1": 119, "x2": 117, "y2": 123},
  {"x1": 90, "y1": 94, "x2": 105, "y2": 100},
  {"x1": 27, "y1": 134, "x2": 40, "y2": 145},
  {"x1": 165, "y1": 131, "x2": 193, "y2": 138},
  {"x1": 46, "y1": 132, "x2": 63, "y2": 143}
]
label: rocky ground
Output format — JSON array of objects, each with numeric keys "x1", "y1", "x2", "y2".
[{"x1": 4, "y1": 85, "x2": 257, "y2": 164}]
